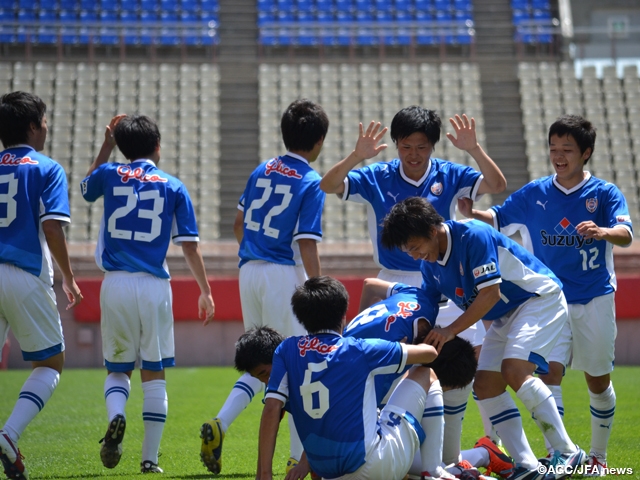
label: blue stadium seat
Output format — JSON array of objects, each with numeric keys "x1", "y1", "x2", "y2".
[
  {"x1": 59, "y1": 10, "x2": 78, "y2": 43},
  {"x1": 454, "y1": 9, "x2": 471, "y2": 22},
  {"x1": 297, "y1": 10, "x2": 313, "y2": 22},
  {"x1": 416, "y1": 27, "x2": 435, "y2": 44},
  {"x1": 316, "y1": 11, "x2": 333, "y2": 22},
  {"x1": 121, "y1": 0, "x2": 139, "y2": 12},
  {"x1": 395, "y1": 0, "x2": 410, "y2": 11},
  {"x1": 38, "y1": 10, "x2": 58, "y2": 44},
  {"x1": 180, "y1": 0, "x2": 198, "y2": 11},
  {"x1": 258, "y1": 10, "x2": 274, "y2": 24},
  {"x1": 0, "y1": 0, "x2": 15, "y2": 9},
  {"x1": 140, "y1": 11, "x2": 158, "y2": 43},
  {"x1": 531, "y1": 0, "x2": 550, "y2": 10},
  {"x1": 78, "y1": 10, "x2": 97, "y2": 43},
  {"x1": 18, "y1": 0, "x2": 34, "y2": 10},
  {"x1": 297, "y1": 0, "x2": 312, "y2": 12},
  {"x1": 260, "y1": 28, "x2": 277, "y2": 45},
  {"x1": 336, "y1": 25, "x2": 351, "y2": 45},
  {"x1": 297, "y1": 26, "x2": 316, "y2": 45},
  {"x1": 395, "y1": 10, "x2": 410, "y2": 22},
  {"x1": 99, "y1": 11, "x2": 119, "y2": 44},
  {"x1": 40, "y1": 0, "x2": 58, "y2": 9},
  {"x1": 181, "y1": 10, "x2": 199, "y2": 44},
  {"x1": 17, "y1": 10, "x2": 36, "y2": 42},
  {"x1": 414, "y1": 0, "x2": 429, "y2": 13},
  {"x1": 510, "y1": 0, "x2": 527, "y2": 10},
  {"x1": 374, "y1": 0, "x2": 391, "y2": 12},
  {"x1": 456, "y1": 26, "x2": 472, "y2": 44},
  {"x1": 278, "y1": 27, "x2": 293, "y2": 45},
  {"x1": 435, "y1": 10, "x2": 454, "y2": 44},
  {"x1": 354, "y1": 0, "x2": 369, "y2": 13},
  {"x1": 433, "y1": 0, "x2": 450, "y2": 12},
  {"x1": 79, "y1": 0, "x2": 95, "y2": 11},
  {"x1": 276, "y1": 0, "x2": 292, "y2": 11},
  {"x1": 512, "y1": 9, "x2": 528, "y2": 24},
  {"x1": 99, "y1": 0, "x2": 118, "y2": 11},
  {"x1": 355, "y1": 9, "x2": 371, "y2": 21},
  {"x1": 335, "y1": 0, "x2": 351, "y2": 13},
  {"x1": 0, "y1": 9, "x2": 16, "y2": 43},
  {"x1": 336, "y1": 10, "x2": 352, "y2": 21},
  {"x1": 357, "y1": 26, "x2": 375, "y2": 45},
  {"x1": 60, "y1": 0, "x2": 77, "y2": 9},
  {"x1": 160, "y1": 11, "x2": 179, "y2": 44},
  {"x1": 376, "y1": 10, "x2": 391, "y2": 21},
  {"x1": 140, "y1": 0, "x2": 158, "y2": 11},
  {"x1": 316, "y1": 0, "x2": 332, "y2": 13},
  {"x1": 120, "y1": 11, "x2": 139, "y2": 44},
  {"x1": 415, "y1": 10, "x2": 432, "y2": 22},
  {"x1": 257, "y1": 0, "x2": 273, "y2": 12},
  {"x1": 453, "y1": 0, "x2": 471, "y2": 10},
  {"x1": 160, "y1": 0, "x2": 179, "y2": 12},
  {"x1": 277, "y1": 10, "x2": 294, "y2": 21},
  {"x1": 532, "y1": 9, "x2": 551, "y2": 21}
]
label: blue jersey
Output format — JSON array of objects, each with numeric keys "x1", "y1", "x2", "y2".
[
  {"x1": 266, "y1": 333, "x2": 407, "y2": 478},
  {"x1": 0, "y1": 146, "x2": 70, "y2": 285},
  {"x1": 238, "y1": 153, "x2": 325, "y2": 267},
  {"x1": 81, "y1": 159, "x2": 199, "y2": 279},
  {"x1": 344, "y1": 283, "x2": 438, "y2": 406},
  {"x1": 420, "y1": 220, "x2": 563, "y2": 321},
  {"x1": 492, "y1": 173, "x2": 633, "y2": 304},
  {"x1": 344, "y1": 157, "x2": 482, "y2": 271}
]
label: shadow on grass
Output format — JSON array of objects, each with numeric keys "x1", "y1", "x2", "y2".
[{"x1": 35, "y1": 474, "x2": 256, "y2": 479}]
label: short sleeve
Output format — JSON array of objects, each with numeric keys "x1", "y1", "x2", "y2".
[{"x1": 40, "y1": 162, "x2": 70, "y2": 223}]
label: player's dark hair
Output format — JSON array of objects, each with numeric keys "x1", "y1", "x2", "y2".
[
  {"x1": 234, "y1": 326, "x2": 285, "y2": 372},
  {"x1": 390, "y1": 106, "x2": 441, "y2": 146},
  {"x1": 291, "y1": 276, "x2": 349, "y2": 333},
  {"x1": 548, "y1": 114, "x2": 596, "y2": 164},
  {"x1": 281, "y1": 99, "x2": 329, "y2": 152},
  {"x1": 0, "y1": 91, "x2": 47, "y2": 148},
  {"x1": 380, "y1": 197, "x2": 444, "y2": 251},
  {"x1": 425, "y1": 335, "x2": 477, "y2": 390},
  {"x1": 113, "y1": 114, "x2": 161, "y2": 160}
]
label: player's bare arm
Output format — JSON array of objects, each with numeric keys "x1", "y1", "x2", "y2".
[
  {"x1": 405, "y1": 343, "x2": 438, "y2": 365},
  {"x1": 298, "y1": 238, "x2": 321, "y2": 277},
  {"x1": 426, "y1": 284, "x2": 500, "y2": 352},
  {"x1": 42, "y1": 219, "x2": 83, "y2": 309},
  {"x1": 85, "y1": 114, "x2": 127, "y2": 177},
  {"x1": 319, "y1": 120, "x2": 388, "y2": 196},
  {"x1": 457, "y1": 197, "x2": 494, "y2": 225},
  {"x1": 576, "y1": 222, "x2": 633, "y2": 246},
  {"x1": 359, "y1": 277, "x2": 394, "y2": 312},
  {"x1": 233, "y1": 209, "x2": 244, "y2": 244},
  {"x1": 446, "y1": 114, "x2": 506, "y2": 195},
  {"x1": 258, "y1": 397, "x2": 284, "y2": 480},
  {"x1": 181, "y1": 241, "x2": 215, "y2": 325}
]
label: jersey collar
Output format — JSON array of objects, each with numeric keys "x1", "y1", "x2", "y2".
[
  {"x1": 314, "y1": 329, "x2": 342, "y2": 337},
  {"x1": 399, "y1": 158, "x2": 432, "y2": 187},
  {"x1": 4, "y1": 144, "x2": 34, "y2": 151},
  {"x1": 283, "y1": 152, "x2": 310, "y2": 165},
  {"x1": 437, "y1": 223, "x2": 452, "y2": 266},
  {"x1": 552, "y1": 171, "x2": 591, "y2": 195},
  {"x1": 131, "y1": 158, "x2": 157, "y2": 166}
]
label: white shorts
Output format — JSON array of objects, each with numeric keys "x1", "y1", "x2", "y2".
[
  {"x1": 547, "y1": 293, "x2": 616, "y2": 377},
  {"x1": 478, "y1": 292, "x2": 568, "y2": 375},
  {"x1": 0, "y1": 263, "x2": 64, "y2": 361},
  {"x1": 100, "y1": 271, "x2": 174, "y2": 372},
  {"x1": 239, "y1": 261, "x2": 307, "y2": 337},
  {"x1": 330, "y1": 379, "x2": 425, "y2": 480},
  {"x1": 377, "y1": 269, "x2": 486, "y2": 347}
]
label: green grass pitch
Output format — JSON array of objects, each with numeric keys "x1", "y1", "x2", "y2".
[{"x1": 1, "y1": 366, "x2": 639, "y2": 479}]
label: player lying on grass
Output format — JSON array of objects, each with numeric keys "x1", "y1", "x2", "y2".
[
  {"x1": 346, "y1": 278, "x2": 514, "y2": 480},
  {"x1": 381, "y1": 197, "x2": 586, "y2": 480}
]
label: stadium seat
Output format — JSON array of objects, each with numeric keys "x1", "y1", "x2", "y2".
[
  {"x1": 297, "y1": 0, "x2": 312, "y2": 12},
  {"x1": 160, "y1": 11, "x2": 180, "y2": 44},
  {"x1": 316, "y1": 0, "x2": 332, "y2": 13},
  {"x1": 200, "y1": 0, "x2": 218, "y2": 12},
  {"x1": 181, "y1": 0, "x2": 198, "y2": 11},
  {"x1": 40, "y1": 0, "x2": 58, "y2": 9},
  {"x1": 160, "y1": 0, "x2": 179, "y2": 12},
  {"x1": 0, "y1": 0, "x2": 15, "y2": 9},
  {"x1": 335, "y1": 0, "x2": 351, "y2": 13},
  {"x1": 140, "y1": 0, "x2": 157, "y2": 11},
  {"x1": 120, "y1": 11, "x2": 139, "y2": 44},
  {"x1": 18, "y1": 0, "x2": 33, "y2": 10},
  {"x1": 139, "y1": 11, "x2": 158, "y2": 43},
  {"x1": 79, "y1": 0, "x2": 95, "y2": 11},
  {"x1": 38, "y1": 10, "x2": 58, "y2": 44},
  {"x1": 0, "y1": 9, "x2": 16, "y2": 43},
  {"x1": 60, "y1": 0, "x2": 77, "y2": 9},
  {"x1": 414, "y1": 0, "x2": 429, "y2": 12},
  {"x1": 121, "y1": 0, "x2": 139, "y2": 11},
  {"x1": 17, "y1": 10, "x2": 36, "y2": 43},
  {"x1": 374, "y1": 0, "x2": 391, "y2": 12},
  {"x1": 99, "y1": 11, "x2": 119, "y2": 44},
  {"x1": 257, "y1": 0, "x2": 273, "y2": 12}
]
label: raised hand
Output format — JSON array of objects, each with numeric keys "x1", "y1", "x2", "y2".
[
  {"x1": 354, "y1": 121, "x2": 388, "y2": 161},
  {"x1": 446, "y1": 114, "x2": 479, "y2": 152}
]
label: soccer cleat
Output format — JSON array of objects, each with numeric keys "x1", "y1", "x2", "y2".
[
  {"x1": 546, "y1": 447, "x2": 586, "y2": 480},
  {"x1": 583, "y1": 454, "x2": 607, "y2": 477},
  {"x1": 474, "y1": 436, "x2": 515, "y2": 478},
  {"x1": 285, "y1": 457, "x2": 298, "y2": 473},
  {"x1": 99, "y1": 414, "x2": 126, "y2": 469},
  {"x1": 200, "y1": 418, "x2": 224, "y2": 474},
  {"x1": 0, "y1": 430, "x2": 28, "y2": 480},
  {"x1": 422, "y1": 466, "x2": 458, "y2": 479},
  {"x1": 140, "y1": 460, "x2": 164, "y2": 473}
]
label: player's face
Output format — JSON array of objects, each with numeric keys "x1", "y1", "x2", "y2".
[
  {"x1": 401, "y1": 232, "x2": 440, "y2": 263},
  {"x1": 248, "y1": 363, "x2": 272, "y2": 385},
  {"x1": 396, "y1": 132, "x2": 433, "y2": 181},
  {"x1": 549, "y1": 134, "x2": 590, "y2": 188}
]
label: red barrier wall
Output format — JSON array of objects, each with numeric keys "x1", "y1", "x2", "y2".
[{"x1": 74, "y1": 275, "x2": 640, "y2": 323}]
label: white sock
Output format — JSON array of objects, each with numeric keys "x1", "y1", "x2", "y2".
[
  {"x1": 474, "y1": 390, "x2": 501, "y2": 445},
  {"x1": 3, "y1": 367, "x2": 59, "y2": 442},
  {"x1": 542, "y1": 385, "x2": 563, "y2": 455},
  {"x1": 288, "y1": 413, "x2": 303, "y2": 461},
  {"x1": 460, "y1": 446, "x2": 489, "y2": 468},
  {"x1": 216, "y1": 372, "x2": 264, "y2": 432},
  {"x1": 104, "y1": 373, "x2": 130, "y2": 421},
  {"x1": 589, "y1": 382, "x2": 615, "y2": 458},
  {"x1": 517, "y1": 377, "x2": 575, "y2": 454},
  {"x1": 141, "y1": 379, "x2": 167, "y2": 464},
  {"x1": 442, "y1": 382, "x2": 471, "y2": 465},
  {"x1": 480, "y1": 391, "x2": 538, "y2": 469},
  {"x1": 421, "y1": 380, "x2": 444, "y2": 475}
]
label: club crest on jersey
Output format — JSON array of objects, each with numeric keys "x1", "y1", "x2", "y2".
[
  {"x1": 0, "y1": 153, "x2": 38, "y2": 166},
  {"x1": 396, "y1": 301, "x2": 419, "y2": 318},
  {"x1": 385, "y1": 315, "x2": 397, "y2": 332},
  {"x1": 586, "y1": 198, "x2": 598, "y2": 213},
  {"x1": 117, "y1": 165, "x2": 168, "y2": 183},
  {"x1": 473, "y1": 262, "x2": 496, "y2": 279},
  {"x1": 265, "y1": 158, "x2": 302, "y2": 179},
  {"x1": 298, "y1": 336, "x2": 339, "y2": 357},
  {"x1": 430, "y1": 182, "x2": 443, "y2": 196}
]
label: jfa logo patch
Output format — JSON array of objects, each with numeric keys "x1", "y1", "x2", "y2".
[
  {"x1": 586, "y1": 198, "x2": 598, "y2": 213},
  {"x1": 473, "y1": 262, "x2": 497, "y2": 279},
  {"x1": 430, "y1": 182, "x2": 443, "y2": 195},
  {"x1": 617, "y1": 215, "x2": 631, "y2": 223}
]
